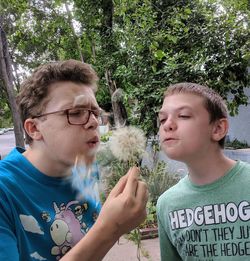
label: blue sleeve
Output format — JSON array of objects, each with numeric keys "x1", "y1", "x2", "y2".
[{"x1": 0, "y1": 191, "x2": 19, "y2": 260}]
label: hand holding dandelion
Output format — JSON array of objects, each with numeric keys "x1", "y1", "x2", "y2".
[
  {"x1": 97, "y1": 167, "x2": 148, "y2": 235},
  {"x1": 107, "y1": 126, "x2": 147, "y2": 260}
]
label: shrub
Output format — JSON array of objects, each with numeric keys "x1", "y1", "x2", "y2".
[{"x1": 225, "y1": 138, "x2": 249, "y2": 149}]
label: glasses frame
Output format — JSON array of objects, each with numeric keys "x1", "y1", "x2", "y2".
[{"x1": 32, "y1": 107, "x2": 104, "y2": 126}]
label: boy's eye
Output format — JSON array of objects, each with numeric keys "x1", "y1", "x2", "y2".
[
  {"x1": 159, "y1": 118, "x2": 167, "y2": 124},
  {"x1": 69, "y1": 110, "x2": 81, "y2": 115},
  {"x1": 68, "y1": 109, "x2": 85, "y2": 116},
  {"x1": 92, "y1": 110, "x2": 100, "y2": 117},
  {"x1": 179, "y1": 115, "x2": 190, "y2": 119}
]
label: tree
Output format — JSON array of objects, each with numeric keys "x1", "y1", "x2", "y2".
[
  {"x1": 0, "y1": 15, "x2": 24, "y2": 147},
  {"x1": 1, "y1": 0, "x2": 249, "y2": 140}
]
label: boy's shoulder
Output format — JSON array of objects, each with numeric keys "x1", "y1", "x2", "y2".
[
  {"x1": 157, "y1": 176, "x2": 188, "y2": 206},
  {"x1": 235, "y1": 160, "x2": 250, "y2": 179},
  {"x1": 238, "y1": 160, "x2": 250, "y2": 169},
  {"x1": 157, "y1": 160, "x2": 250, "y2": 208},
  {"x1": 0, "y1": 147, "x2": 25, "y2": 181}
]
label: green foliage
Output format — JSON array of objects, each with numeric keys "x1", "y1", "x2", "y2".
[
  {"x1": 100, "y1": 131, "x2": 112, "y2": 143},
  {"x1": 0, "y1": 88, "x2": 12, "y2": 128},
  {"x1": 96, "y1": 144, "x2": 130, "y2": 193},
  {"x1": 140, "y1": 201, "x2": 157, "y2": 229},
  {"x1": 141, "y1": 161, "x2": 180, "y2": 205},
  {"x1": 1, "y1": 0, "x2": 249, "y2": 139},
  {"x1": 225, "y1": 138, "x2": 249, "y2": 149}
]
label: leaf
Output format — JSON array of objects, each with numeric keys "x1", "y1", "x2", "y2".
[{"x1": 154, "y1": 50, "x2": 166, "y2": 61}]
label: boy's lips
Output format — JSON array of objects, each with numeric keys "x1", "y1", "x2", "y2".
[
  {"x1": 87, "y1": 136, "x2": 100, "y2": 146},
  {"x1": 163, "y1": 137, "x2": 178, "y2": 142},
  {"x1": 162, "y1": 137, "x2": 179, "y2": 146}
]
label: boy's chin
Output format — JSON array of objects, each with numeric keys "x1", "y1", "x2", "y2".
[
  {"x1": 84, "y1": 155, "x2": 96, "y2": 166},
  {"x1": 165, "y1": 150, "x2": 184, "y2": 162},
  {"x1": 73, "y1": 151, "x2": 97, "y2": 167}
]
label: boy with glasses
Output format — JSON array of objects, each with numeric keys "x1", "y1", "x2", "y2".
[
  {"x1": 0, "y1": 60, "x2": 148, "y2": 260},
  {"x1": 157, "y1": 82, "x2": 250, "y2": 260}
]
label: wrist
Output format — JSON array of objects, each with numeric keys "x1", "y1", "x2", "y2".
[
  {"x1": 61, "y1": 218, "x2": 120, "y2": 261},
  {"x1": 93, "y1": 217, "x2": 121, "y2": 243}
]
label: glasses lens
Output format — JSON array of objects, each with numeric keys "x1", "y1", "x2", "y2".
[
  {"x1": 68, "y1": 108, "x2": 89, "y2": 125},
  {"x1": 94, "y1": 111, "x2": 104, "y2": 126},
  {"x1": 99, "y1": 113, "x2": 109, "y2": 126}
]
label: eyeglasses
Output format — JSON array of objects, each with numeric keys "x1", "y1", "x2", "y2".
[{"x1": 32, "y1": 108, "x2": 106, "y2": 126}]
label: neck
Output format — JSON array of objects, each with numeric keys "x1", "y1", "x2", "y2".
[
  {"x1": 23, "y1": 147, "x2": 72, "y2": 178},
  {"x1": 186, "y1": 149, "x2": 236, "y2": 185}
]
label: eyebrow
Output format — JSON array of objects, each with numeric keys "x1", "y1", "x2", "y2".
[
  {"x1": 74, "y1": 104, "x2": 101, "y2": 111},
  {"x1": 158, "y1": 106, "x2": 193, "y2": 115},
  {"x1": 59, "y1": 103, "x2": 101, "y2": 112}
]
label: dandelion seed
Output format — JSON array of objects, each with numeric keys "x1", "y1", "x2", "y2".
[
  {"x1": 71, "y1": 155, "x2": 101, "y2": 208},
  {"x1": 109, "y1": 126, "x2": 147, "y2": 164}
]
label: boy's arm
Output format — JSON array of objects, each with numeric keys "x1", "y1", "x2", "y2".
[
  {"x1": 0, "y1": 194, "x2": 19, "y2": 260},
  {"x1": 61, "y1": 167, "x2": 148, "y2": 261},
  {"x1": 156, "y1": 198, "x2": 182, "y2": 261},
  {"x1": 157, "y1": 216, "x2": 181, "y2": 260}
]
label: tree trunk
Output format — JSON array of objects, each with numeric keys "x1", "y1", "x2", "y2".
[
  {"x1": 65, "y1": 2, "x2": 84, "y2": 62},
  {"x1": 101, "y1": 0, "x2": 128, "y2": 127},
  {"x1": 0, "y1": 16, "x2": 24, "y2": 147},
  {"x1": 105, "y1": 69, "x2": 127, "y2": 127}
]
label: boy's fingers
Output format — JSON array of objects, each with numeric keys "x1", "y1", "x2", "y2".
[
  {"x1": 135, "y1": 181, "x2": 148, "y2": 206},
  {"x1": 123, "y1": 167, "x2": 140, "y2": 196}
]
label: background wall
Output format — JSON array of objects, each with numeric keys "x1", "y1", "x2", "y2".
[{"x1": 227, "y1": 87, "x2": 250, "y2": 144}]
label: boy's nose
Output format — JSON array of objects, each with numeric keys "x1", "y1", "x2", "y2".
[
  {"x1": 83, "y1": 113, "x2": 99, "y2": 129},
  {"x1": 163, "y1": 118, "x2": 177, "y2": 131}
]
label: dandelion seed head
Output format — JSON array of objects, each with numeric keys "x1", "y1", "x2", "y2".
[{"x1": 109, "y1": 126, "x2": 146, "y2": 162}]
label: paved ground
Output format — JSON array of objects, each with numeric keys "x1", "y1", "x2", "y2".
[
  {"x1": 0, "y1": 130, "x2": 16, "y2": 158},
  {"x1": 103, "y1": 236, "x2": 160, "y2": 261}
]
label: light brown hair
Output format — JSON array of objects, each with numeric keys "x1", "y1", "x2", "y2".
[
  {"x1": 164, "y1": 82, "x2": 228, "y2": 147},
  {"x1": 16, "y1": 59, "x2": 99, "y2": 144}
]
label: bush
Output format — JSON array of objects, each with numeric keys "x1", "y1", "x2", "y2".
[
  {"x1": 96, "y1": 144, "x2": 130, "y2": 195},
  {"x1": 141, "y1": 161, "x2": 180, "y2": 206},
  {"x1": 225, "y1": 139, "x2": 249, "y2": 149}
]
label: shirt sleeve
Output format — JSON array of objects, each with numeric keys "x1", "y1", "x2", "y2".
[
  {"x1": 157, "y1": 198, "x2": 182, "y2": 261},
  {"x1": 0, "y1": 191, "x2": 19, "y2": 260},
  {"x1": 157, "y1": 215, "x2": 181, "y2": 261}
]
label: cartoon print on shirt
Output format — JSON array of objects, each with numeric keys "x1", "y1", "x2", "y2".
[
  {"x1": 59, "y1": 203, "x2": 66, "y2": 211},
  {"x1": 74, "y1": 203, "x2": 89, "y2": 232},
  {"x1": 92, "y1": 211, "x2": 99, "y2": 222},
  {"x1": 20, "y1": 214, "x2": 44, "y2": 235},
  {"x1": 30, "y1": 251, "x2": 47, "y2": 260},
  {"x1": 41, "y1": 211, "x2": 51, "y2": 222},
  {"x1": 50, "y1": 201, "x2": 85, "y2": 259},
  {"x1": 19, "y1": 214, "x2": 47, "y2": 260}
]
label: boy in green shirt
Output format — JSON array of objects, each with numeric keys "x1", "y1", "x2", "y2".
[{"x1": 157, "y1": 82, "x2": 250, "y2": 260}]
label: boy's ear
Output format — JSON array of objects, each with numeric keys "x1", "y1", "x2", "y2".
[
  {"x1": 24, "y1": 118, "x2": 43, "y2": 141},
  {"x1": 211, "y1": 118, "x2": 228, "y2": 142}
]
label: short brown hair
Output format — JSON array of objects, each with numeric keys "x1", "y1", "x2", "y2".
[
  {"x1": 164, "y1": 82, "x2": 228, "y2": 147},
  {"x1": 16, "y1": 59, "x2": 99, "y2": 144}
]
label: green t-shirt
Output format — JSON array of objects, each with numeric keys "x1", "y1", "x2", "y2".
[{"x1": 157, "y1": 161, "x2": 250, "y2": 261}]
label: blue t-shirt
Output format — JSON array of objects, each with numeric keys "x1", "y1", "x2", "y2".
[{"x1": 0, "y1": 147, "x2": 101, "y2": 260}]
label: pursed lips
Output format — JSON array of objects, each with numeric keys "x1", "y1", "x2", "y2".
[
  {"x1": 162, "y1": 137, "x2": 179, "y2": 144},
  {"x1": 164, "y1": 137, "x2": 177, "y2": 141},
  {"x1": 87, "y1": 136, "x2": 100, "y2": 145}
]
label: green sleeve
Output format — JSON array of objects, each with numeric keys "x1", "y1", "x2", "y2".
[{"x1": 157, "y1": 215, "x2": 182, "y2": 261}]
